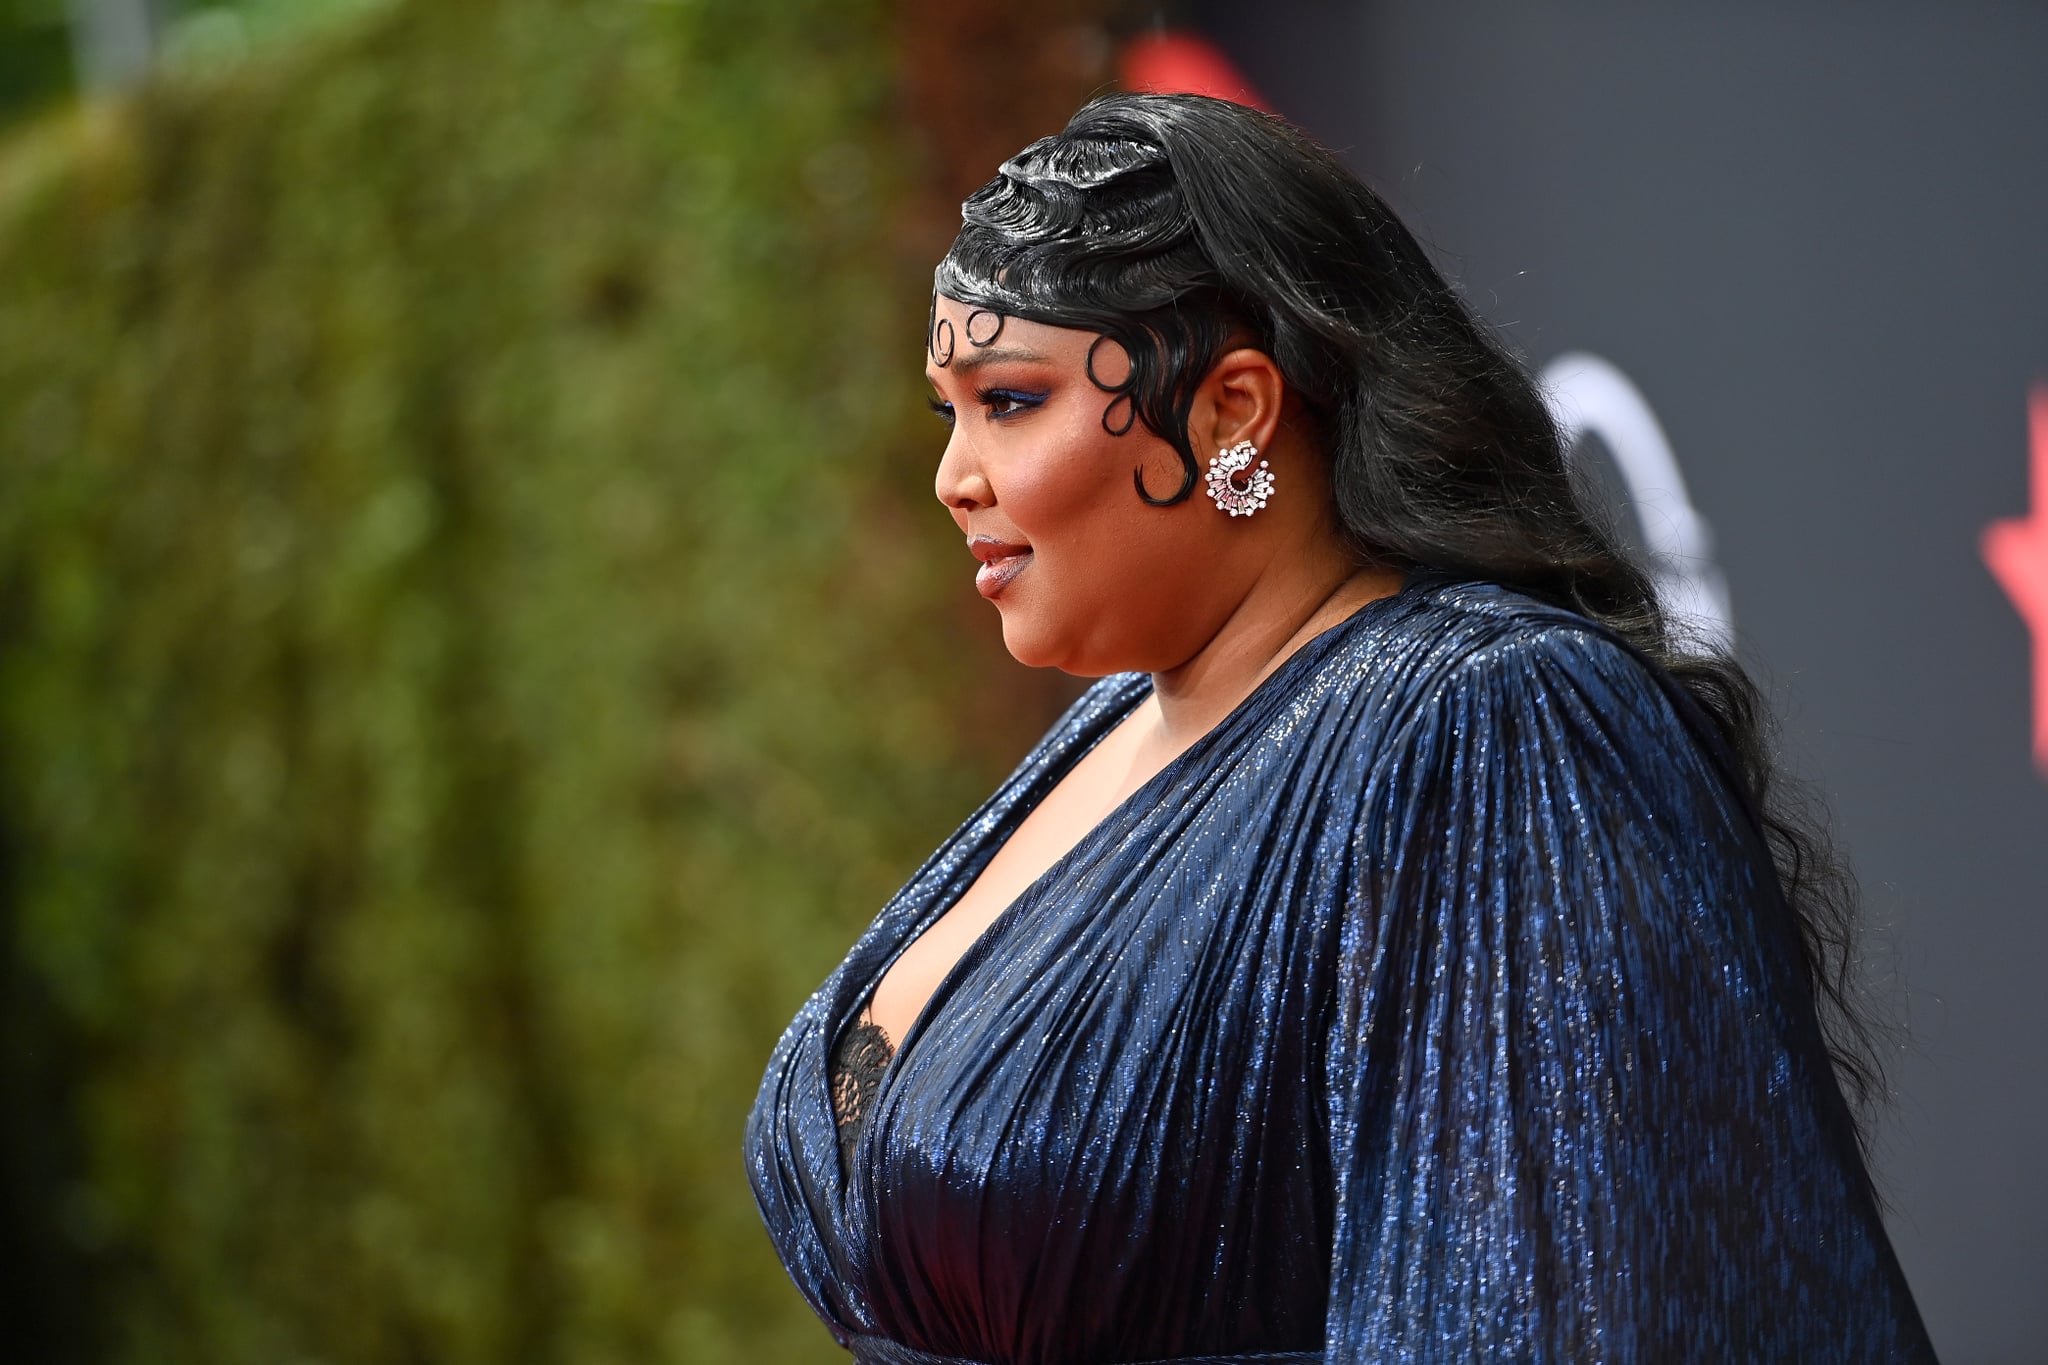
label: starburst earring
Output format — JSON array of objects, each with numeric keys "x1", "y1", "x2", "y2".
[{"x1": 1205, "y1": 440, "x2": 1274, "y2": 517}]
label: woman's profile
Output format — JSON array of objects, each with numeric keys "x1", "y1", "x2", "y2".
[{"x1": 746, "y1": 92, "x2": 1936, "y2": 1364}]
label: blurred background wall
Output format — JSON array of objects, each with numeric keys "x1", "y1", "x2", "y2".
[{"x1": 1, "y1": 2, "x2": 2040, "y2": 1363}]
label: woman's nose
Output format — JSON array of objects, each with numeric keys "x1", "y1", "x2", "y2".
[{"x1": 934, "y1": 428, "x2": 993, "y2": 511}]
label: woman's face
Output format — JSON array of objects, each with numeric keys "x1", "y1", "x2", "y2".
[{"x1": 925, "y1": 293, "x2": 1269, "y2": 675}]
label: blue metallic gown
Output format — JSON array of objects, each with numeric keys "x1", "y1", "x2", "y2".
[{"x1": 746, "y1": 577, "x2": 1936, "y2": 1364}]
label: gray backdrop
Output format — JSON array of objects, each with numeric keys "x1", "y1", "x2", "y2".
[{"x1": 1186, "y1": 2, "x2": 2048, "y2": 1360}]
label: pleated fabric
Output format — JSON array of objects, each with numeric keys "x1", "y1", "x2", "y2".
[{"x1": 745, "y1": 576, "x2": 1937, "y2": 1364}]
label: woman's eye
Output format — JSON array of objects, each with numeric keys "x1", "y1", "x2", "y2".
[
  {"x1": 979, "y1": 388, "x2": 1047, "y2": 419},
  {"x1": 926, "y1": 388, "x2": 1044, "y2": 425}
]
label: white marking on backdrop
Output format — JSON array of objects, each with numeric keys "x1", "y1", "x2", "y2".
[{"x1": 1540, "y1": 350, "x2": 1734, "y2": 649}]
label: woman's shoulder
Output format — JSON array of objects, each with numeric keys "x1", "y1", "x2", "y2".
[
  {"x1": 1067, "y1": 575, "x2": 1646, "y2": 726},
  {"x1": 1317, "y1": 573, "x2": 1646, "y2": 694},
  {"x1": 1017, "y1": 575, "x2": 1699, "y2": 791},
  {"x1": 1375, "y1": 573, "x2": 1638, "y2": 669},
  {"x1": 1316, "y1": 573, "x2": 1710, "y2": 767}
]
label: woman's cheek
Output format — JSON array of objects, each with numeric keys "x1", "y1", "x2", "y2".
[{"x1": 1000, "y1": 455, "x2": 1089, "y2": 528}]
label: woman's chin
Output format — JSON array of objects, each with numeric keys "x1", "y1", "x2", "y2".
[
  {"x1": 999, "y1": 619, "x2": 1126, "y2": 677},
  {"x1": 996, "y1": 607, "x2": 1089, "y2": 672},
  {"x1": 998, "y1": 618, "x2": 1065, "y2": 670}
]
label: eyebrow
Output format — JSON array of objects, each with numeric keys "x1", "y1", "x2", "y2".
[{"x1": 932, "y1": 345, "x2": 1052, "y2": 377}]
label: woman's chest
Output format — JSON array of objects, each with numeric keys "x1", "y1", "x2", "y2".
[
  {"x1": 837, "y1": 846, "x2": 1346, "y2": 1357},
  {"x1": 864, "y1": 702, "x2": 1170, "y2": 1047},
  {"x1": 849, "y1": 724, "x2": 1367, "y2": 1192}
]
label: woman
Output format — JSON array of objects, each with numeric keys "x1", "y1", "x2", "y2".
[{"x1": 746, "y1": 93, "x2": 1936, "y2": 1364}]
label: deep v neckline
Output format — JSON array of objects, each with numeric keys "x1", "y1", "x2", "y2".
[
  {"x1": 824, "y1": 582, "x2": 1418, "y2": 1187},
  {"x1": 824, "y1": 685, "x2": 1151, "y2": 1152},
  {"x1": 825, "y1": 675, "x2": 1153, "y2": 1174},
  {"x1": 858, "y1": 685, "x2": 1157, "y2": 1039}
]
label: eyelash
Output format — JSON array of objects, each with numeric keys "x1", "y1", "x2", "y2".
[{"x1": 927, "y1": 388, "x2": 1048, "y2": 426}]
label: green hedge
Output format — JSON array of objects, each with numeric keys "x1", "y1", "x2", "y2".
[{"x1": 0, "y1": 3, "x2": 1059, "y2": 1360}]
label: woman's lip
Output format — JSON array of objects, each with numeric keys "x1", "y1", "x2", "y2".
[
  {"x1": 974, "y1": 550, "x2": 1033, "y2": 599},
  {"x1": 967, "y1": 535, "x2": 1030, "y2": 563}
]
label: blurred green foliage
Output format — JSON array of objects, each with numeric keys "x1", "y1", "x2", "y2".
[
  {"x1": 0, "y1": 1, "x2": 1052, "y2": 1360},
  {"x1": 1, "y1": 0, "x2": 395, "y2": 126},
  {"x1": 0, "y1": 0, "x2": 73, "y2": 124}
]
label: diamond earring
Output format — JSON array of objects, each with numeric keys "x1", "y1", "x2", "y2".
[{"x1": 1205, "y1": 440, "x2": 1274, "y2": 517}]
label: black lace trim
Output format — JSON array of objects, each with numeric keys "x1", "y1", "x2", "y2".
[{"x1": 829, "y1": 1014, "x2": 896, "y2": 1171}]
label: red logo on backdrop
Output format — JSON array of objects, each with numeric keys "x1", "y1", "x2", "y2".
[
  {"x1": 1982, "y1": 385, "x2": 2048, "y2": 776},
  {"x1": 1118, "y1": 31, "x2": 1271, "y2": 111}
]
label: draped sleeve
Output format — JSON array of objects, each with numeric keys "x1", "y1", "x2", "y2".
[{"x1": 1323, "y1": 621, "x2": 1926, "y2": 1363}]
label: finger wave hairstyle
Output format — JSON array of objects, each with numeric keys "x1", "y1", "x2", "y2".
[{"x1": 933, "y1": 92, "x2": 1888, "y2": 1173}]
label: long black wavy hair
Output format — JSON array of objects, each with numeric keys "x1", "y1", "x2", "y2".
[{"x1": 934, "y1": 92, "x2": 1885, "y2": 1163}]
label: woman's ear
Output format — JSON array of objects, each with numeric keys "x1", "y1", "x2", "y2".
[{"x1": 1191, "y1": 347, "x2": 1285, "y2": 458}]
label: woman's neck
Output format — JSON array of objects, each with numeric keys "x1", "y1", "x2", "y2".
[{"x1": 1144, "y1": 557, "x2": 1406, "y2": 752}]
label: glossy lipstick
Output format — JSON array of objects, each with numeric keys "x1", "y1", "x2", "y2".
[{"x1": 969, "y1": 536, "x2": 1033, "y2": 599}]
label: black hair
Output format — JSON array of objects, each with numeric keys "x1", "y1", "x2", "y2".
[{"x1": 935, "y1": 92, "x2": 1886, "y2": 1170}]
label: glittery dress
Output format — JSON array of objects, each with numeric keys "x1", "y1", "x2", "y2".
[{"x1": 745, "y1": 577, "x2": 1937, "y2": 1364}]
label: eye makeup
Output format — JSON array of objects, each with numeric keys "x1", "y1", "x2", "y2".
[
  {"x1": 924, "y1": 387, "x2": 1050, "y2": 426},
  {"x1": 978, "y1": 387, "x2": 1049, "y2": 418}
]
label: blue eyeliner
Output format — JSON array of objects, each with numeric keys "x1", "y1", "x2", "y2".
[
  {"x1": 977, "y1": 388, "x2": 1049, "y2": 418},
  {"x1": 925, "y1": 389, "x2": 1048, "y2": 425}
]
